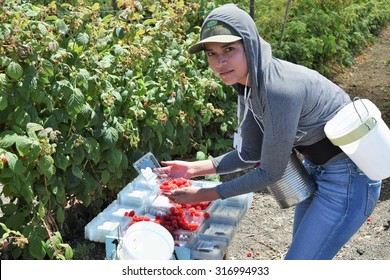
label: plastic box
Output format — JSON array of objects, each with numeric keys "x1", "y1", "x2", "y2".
[
  {"x1": 197, "y1": 217, "x2": 237, "y2": 243},
  {"x1": 186, "y1": 235, "x2": 228, "y2": 260}
]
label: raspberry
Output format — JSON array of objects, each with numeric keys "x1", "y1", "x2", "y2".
[
  {"x1": 203, "y1": 212, "x2": 211, "y2": 219},
  {"x1": 1, "y1": 157, "x2": 7, "y2": 163},
  {"x1": 247, "y1": 252, "x2": 252, "y2": 257}
]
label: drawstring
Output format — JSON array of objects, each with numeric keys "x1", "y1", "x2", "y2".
[{"x1": 236, "y1": 74, "x2": 262, "y2": 164}]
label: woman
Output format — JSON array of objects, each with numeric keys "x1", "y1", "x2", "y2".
[{"x1": 157, "y1": 4, "x2": 381, "y2": 260}]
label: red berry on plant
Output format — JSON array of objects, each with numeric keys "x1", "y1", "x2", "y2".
[{"x1": 1, "y1": 157, "x2": 7, "y2": 163}]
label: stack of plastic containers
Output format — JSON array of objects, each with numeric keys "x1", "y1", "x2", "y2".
[
  {"x1": 185, "y1": 193, "x2": 252, "y2": 260},
  {"x1": 84, "y1": 152, "x2": 253, "y2": 260},
  {"x1": 84, "y1": 176, "x2": 158, "y2": 243}
]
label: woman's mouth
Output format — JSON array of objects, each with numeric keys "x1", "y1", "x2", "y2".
[{"x1": 219, "y1": 69, "x2": 234, "y2": 77}]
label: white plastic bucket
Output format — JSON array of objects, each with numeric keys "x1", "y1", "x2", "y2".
[
  {"x1": 118, "y1": 221, "x2": 174, "y2": 260},
  {"x1": 324, "y1": 98, "x2": 390, "y2": 180}
]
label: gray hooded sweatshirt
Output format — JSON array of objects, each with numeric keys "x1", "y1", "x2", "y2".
[{"x1": 204, "y1": 4, "x2": 351, "y2": 199}]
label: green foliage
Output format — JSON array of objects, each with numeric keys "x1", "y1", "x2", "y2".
[
  {"x1": 0, "y1": 0, "x2": 388, "y2": 259},
  {"x1": 264, "y1": 0, "x2": 390, "y2": 76}
]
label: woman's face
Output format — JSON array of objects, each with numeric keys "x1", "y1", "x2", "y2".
[{"x1": 204, "y1": 41, "x2": 249, "y2": 86}]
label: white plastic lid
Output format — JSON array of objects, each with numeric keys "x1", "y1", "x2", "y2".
[
  {"x1": 325, "y1": 99, "x2": 380, "y2": 146},
  {"x1": 120, "y1": 221, "x2": 174, "y2": 260}
]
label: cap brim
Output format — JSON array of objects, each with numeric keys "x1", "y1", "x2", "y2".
[{"x1": 188, "y1": 35, "x2": 242, "y2": 54}]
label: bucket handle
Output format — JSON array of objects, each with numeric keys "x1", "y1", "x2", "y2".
[{"x1": 352, "y1": 97, "x2": 369, "y2": 123}]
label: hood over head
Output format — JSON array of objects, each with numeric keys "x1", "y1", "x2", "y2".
[{"x1": 189, "y1": 4, "x2": 272, "y2": 94}]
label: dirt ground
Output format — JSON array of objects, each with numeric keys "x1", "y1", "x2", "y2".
[{"x1": 226, "y1": 25, "x2": 390, "y2": 260}]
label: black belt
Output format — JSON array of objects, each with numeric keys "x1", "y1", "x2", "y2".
[{"x1": 294, "y1": 137, "x2": 343, "y2": 165}]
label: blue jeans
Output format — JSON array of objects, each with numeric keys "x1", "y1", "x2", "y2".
[{"x1": 284, "y1": 157, "x2": 381, "y2": 260}]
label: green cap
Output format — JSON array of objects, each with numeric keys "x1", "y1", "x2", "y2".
[{"x1": 188, "y1": 20, "x2": 242, "y2": 54}]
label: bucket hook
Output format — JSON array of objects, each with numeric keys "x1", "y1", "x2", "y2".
[{"x1": 352, "y1": 97, "x2": 369, "y2": 123}]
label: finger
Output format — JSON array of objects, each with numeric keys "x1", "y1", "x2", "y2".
[
  {"x1": 156, "y1": 173, "x2": 168, "y2": 179},
  {"x1": 161, "y1": 191, "x2": 172, "y2": 196},
  {"x1": 153, "y1": 167, "x2": 170, "y2": 177},
  {"x1": 160, "y1": 161, "x2": 175, "y2": 167}
]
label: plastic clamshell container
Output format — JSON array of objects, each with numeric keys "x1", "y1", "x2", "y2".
[
  {"x1": 84, "y1": 213, "x2": 129, "y2": 243},
  {"x1": 187, "y1": 235, "x2": 228, "y2": 260},
  {"x1": 197, "y1": 217, "x2": 237, "y2": 243},
  {"x1": 102, "y1": 200, "x2": 143, "y2": 219},
  {"x1": 173, "y1": 229, "x2": 195, "y2": 247},
  {"x1": 148, "y1": 195, "x2": 175, "y2": 216},
  {"x1": 224, "y1": 192, "x2": 253, "y2": 210},
  {"x1": 207, "y1": 199, "x2": 246, "y2": 224},
  {"x1": 132, "y1": 174, "x2": 159, "y2": 191},
  {"x1": 117, "y1": 189, "x2": 151, "y2": 208}
]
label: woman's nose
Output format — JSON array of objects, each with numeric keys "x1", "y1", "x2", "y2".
[{"x1": 216, "y1": 54, "x2": 227, "y2": 66}]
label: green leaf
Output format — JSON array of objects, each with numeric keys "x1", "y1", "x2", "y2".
[
  {"x1": 56, "y1": 19, "x2": 69, "y2": 35},
  {"x1": 64, "y1": 244, "x2": 73, "y2": 259},
  {"x1": 6, "y1": 62, "x2": 23, "y2": 80},
  {"x1": 84, "y1": 137, "x2": 100, "y2": 163},
  {"x1": 101, "y1": 170, "x2": 110, "y2": 185},
  {"x1": 52, "y1": 180, "x2": 66, "y2": 204},
  {"x1": 103, "y1": 127, "x2": 119, "y2": 145},
  {"x1": 107, "y1": 147, "x2": 122, "y2": 170},
  {"x1": 26, "y1": 10, "x2": 38, "y2": 17},
  {"x1": 56, "y1": 208, "x2": 65, "y2": 224},
  {"x1": 71, "y1": 164, "x2": 83, "y2": 179},
  {"x1": 22, "y1": 65, "x2": 38, "y2": 92},
  {"x1": 37, "y1": 155, "x2": 55, "y2": 179},
  {"x1": 20, "y1": 176, "x2": 33, "y2": 203},
  {"x1": 66, "y1": 88, "x2": 85, "y2": 115},
  {"x1": 5, "y1": 212, "x2": 26, "y2": 230},
  {"x1": 73, "y1": 146, "x2": 85, "y2": 165},
  {"x1": 26, "y1": 122, "x2": 44, "y2": 138},
  {"x1": 37, "y1": 202, "x2": 45, "y2": 219},
  {"x1": 91, "y1": 3, "x2": 100, "y2": 11},
  {"x1": 41, "y1": 59, "x2": 54, "y2": 76},
  {"x1": 1, "y1": 203, "x2": 17, "y2": 216},
  {"x1": 13, "y1": 107, "x2": 31, "y2": 131},
  {"x1": 76, "y1": 32, "x2": 89, "y2": 46},
  {"x1": 82, "y1": 171, "x2": 98, "y2": 193},
  {"x1": 54, "y1": 153, "x2": 70, "y2": 171},
  {"x1": 6, "y1": 152, "x2": 26, "y2": 175},
  {"x1": 97, "y1": 54, "x2": 114, "y2": 69},
  {"x1": 113, "y1": 26, "x2": 125, "y2": 39},
  {"x1": 0, "y1": 92, "x2": 7, "y2": 111},
  {"x1": 15, "y1": 136, "x2": 40, "y2": 157},
  {"x1": 0, "y1": 131, "x2": 18, "y2": 148},
  {"x1": 29, "y1": 235, "x2": 46, "y2": 260},
  {"x1": 76, "y1": 69, "x2": 90, "y2": 88},
  {"x1": 37, "y1": 23, "x2": 48, "y2": 35}
]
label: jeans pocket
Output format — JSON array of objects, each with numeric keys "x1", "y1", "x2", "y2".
[{"x1": 365, "y1": 181, "x2": 381, "y2": 216}]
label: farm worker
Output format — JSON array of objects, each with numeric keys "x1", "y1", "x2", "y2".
[{"x1": 156, "y1": 4, "x2": 381, "y2": 259}]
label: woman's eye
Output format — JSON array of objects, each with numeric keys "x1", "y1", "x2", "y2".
[
  {"x1": 205, "y1": 51, "x2": 214, "y2": 56},
  {"x1": 225, "y1": 47, "x2": 233, "y2": 52}
]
